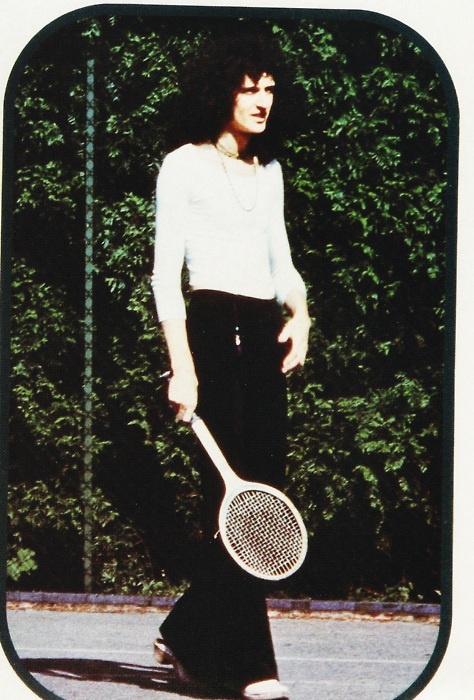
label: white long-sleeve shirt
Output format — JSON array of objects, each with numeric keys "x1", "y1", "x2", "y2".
[{"x1": 151, "y1": 143, "x2": 306, "y2": 321}]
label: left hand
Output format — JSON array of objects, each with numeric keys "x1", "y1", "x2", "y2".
[{"x1": 278, "y1": 312, "x2": 311, "y2": 373}]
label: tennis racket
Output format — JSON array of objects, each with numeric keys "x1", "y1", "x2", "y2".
[{"x1": 190, "y1": 413, "x2": 308, "y2": 581}]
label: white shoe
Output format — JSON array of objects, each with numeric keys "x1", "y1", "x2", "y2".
[
  {"x1": 153, "y1": 639, "x2": 174, "y2": 666},
  {"x1": 153, "y1": 639, "x2": 194, "y2": 685},
  {"x1": 242, "y1": 678, "x2": 290, "y2": 700}
]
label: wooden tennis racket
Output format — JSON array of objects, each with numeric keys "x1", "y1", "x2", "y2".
[{"x1": 191, "y1": 414, "x2": 308, "y2": 581}]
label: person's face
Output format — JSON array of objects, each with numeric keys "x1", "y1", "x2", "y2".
[{"x1": 227, "y1": 73, "x2": 275, "y2": 137}]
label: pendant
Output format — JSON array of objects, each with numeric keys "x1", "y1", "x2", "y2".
[{"x1": 235, "y1": 325, "x2": 242, "y2": 353}]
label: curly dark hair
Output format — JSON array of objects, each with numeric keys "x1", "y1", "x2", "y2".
[{"x1": 164, "y1": 26, "x2": 301, "y2": 163}]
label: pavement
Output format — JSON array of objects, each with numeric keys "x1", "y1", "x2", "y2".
[{"x1": 3, "y1": 602, "x2": 441, "y2": 700}]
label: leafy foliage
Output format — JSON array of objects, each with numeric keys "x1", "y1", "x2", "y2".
[{"x1": 6, "y1": 12, "x2": 452, "y2": 601}]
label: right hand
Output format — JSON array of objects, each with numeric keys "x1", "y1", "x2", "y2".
[{"x1": 168, "y1": 370, "x2": 198, "y2": 422}]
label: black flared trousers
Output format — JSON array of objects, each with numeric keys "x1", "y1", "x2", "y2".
[{"x1": 160, "y1": 291, "x2": 288, "y2": 691}]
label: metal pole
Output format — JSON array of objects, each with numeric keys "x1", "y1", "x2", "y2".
[{"x1": 83, "y1": 57, "x2": 95, "y2": 593}]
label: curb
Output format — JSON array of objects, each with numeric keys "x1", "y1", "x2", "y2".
[{"x1": 6, "y1": 591, "x2": 440, "y2": 616}]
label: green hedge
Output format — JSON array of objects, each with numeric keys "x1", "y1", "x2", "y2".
[{"x1": 5, "y1": 11, "x2": 453, "y2": 601}]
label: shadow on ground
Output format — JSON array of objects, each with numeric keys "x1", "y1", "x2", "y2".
[{"x1": 23, "y1": 658, "x2": 238, "y2": 699}]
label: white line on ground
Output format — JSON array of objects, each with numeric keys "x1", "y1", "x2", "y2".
[
  {"x1": 14, "y1": 647, "x2": 426, "y2": 665},
  {"x1": 278, "y1": 656, "x2": 426, "y2": 665}
]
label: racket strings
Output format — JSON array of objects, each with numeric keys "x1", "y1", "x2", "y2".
[{"x1": 223, "y1": 489, "x2": 305, "y2": 579}]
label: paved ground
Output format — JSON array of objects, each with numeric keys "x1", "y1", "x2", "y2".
[{"x1": 4, "y1": 606, "x2": 440, "y2": 700}]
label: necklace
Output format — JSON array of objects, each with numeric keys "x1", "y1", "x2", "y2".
[
  {"x1": 215, "y1": 146, "x2": 258, "y2": 212},
  {"x1": 215, "y1": 140, "x2": 240, "y2": 159}
]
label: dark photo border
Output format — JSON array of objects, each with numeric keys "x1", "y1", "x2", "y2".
[{"x1": 1, "y1": 5, "x2": 457, "y2": 700}]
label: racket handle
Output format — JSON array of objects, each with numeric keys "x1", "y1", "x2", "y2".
[{"x1": 190, "y1": 414, "x2": 237, "y2": 485}]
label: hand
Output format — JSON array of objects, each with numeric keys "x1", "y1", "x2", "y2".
[
  {"x1": 278, "y1": 313, "x2": 311, "y2": 374},
  {"x1": 168, "y1": 371, "x2": 198, "y2": 422}
]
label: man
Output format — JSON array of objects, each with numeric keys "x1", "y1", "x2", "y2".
[{"x1": 151, "y1": 29, "x2": 310, "y2": 700}]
